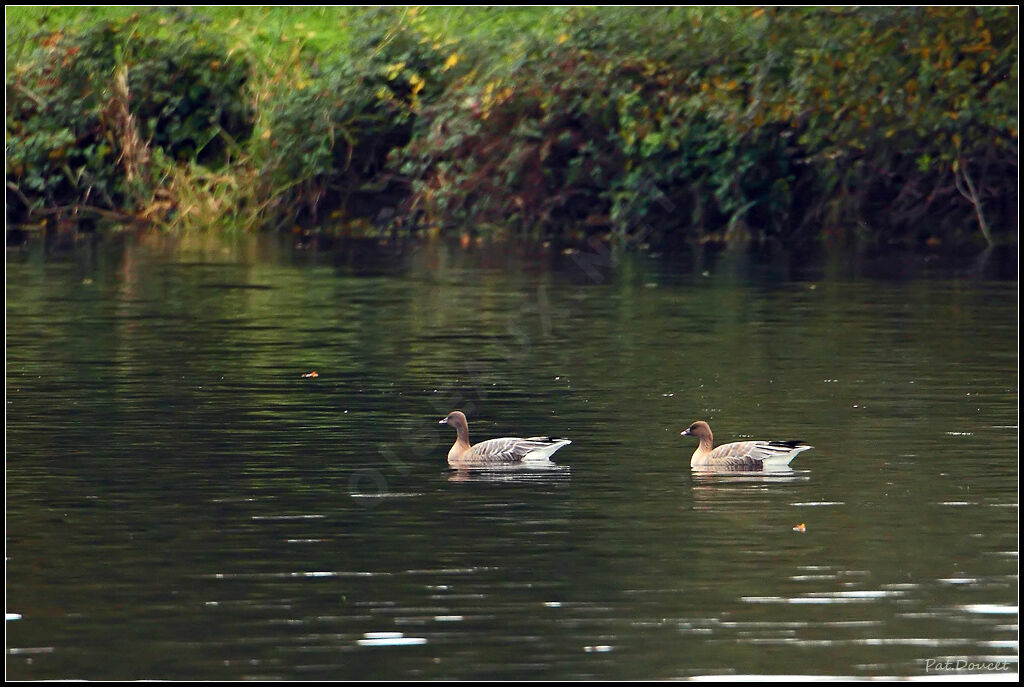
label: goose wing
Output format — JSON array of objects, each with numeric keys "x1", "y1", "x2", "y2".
[
  {"x1": 707, "y1": 440, "x2": 812, "y2": 469},
  {"x1": 466, "y1": 436, "x2": 569, "y2": 466}
]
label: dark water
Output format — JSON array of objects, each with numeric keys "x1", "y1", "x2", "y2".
[{"x1": 6, "y1": 234, "x2": 1018, "y2": 679}]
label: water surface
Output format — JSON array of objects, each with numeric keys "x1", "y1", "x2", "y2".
[{"x1": 6, "y1": 234, "x2": 1018, "y2": 679}]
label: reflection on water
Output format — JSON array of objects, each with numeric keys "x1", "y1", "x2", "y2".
[
  {"x1": 5, "y1": 234, "x2": 1018, "y2": 679},
  {"x1": 690, "y1": 465, "x2": 806, "y2": 476},
  {"x1": 447, "y1": 465, "x2": 571, "y2": 483},
  {"x1": 690, "y1": 471, "x2": 813, "y2": 511}
]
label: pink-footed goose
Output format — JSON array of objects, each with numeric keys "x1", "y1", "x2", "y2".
[
  {"x1": 681, "y1": 420, "x2": 812, "y2": 471},
  {"x1": 439, "y1": 411, "x2": 571, "y2": 469}
]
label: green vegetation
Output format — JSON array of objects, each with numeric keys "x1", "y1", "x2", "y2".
[{"x1": 5, "y1": 6, "x2": 1018, "y2": 249}]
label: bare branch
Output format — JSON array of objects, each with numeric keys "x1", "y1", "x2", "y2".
[{"x1": 954, "y1": 159, "x2": 993, "y2": 247}]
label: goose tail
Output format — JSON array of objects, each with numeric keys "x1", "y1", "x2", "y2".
[
  {"x1": 763, "y1": 443, "x2": 813, "y2": 467},
  {"x1": 522, "y1": 438, "x2": 572, "y2": 462}
]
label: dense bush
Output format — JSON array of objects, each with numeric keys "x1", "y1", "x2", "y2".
[
  {"x1": 6, "y1": 6, "x2": 1017, "y2": 249},
  {"x1": 397, "y1": 9, "x2": 810, "y2": 244},
  {"x1": 400, "y1": 40, "x2": 624, "y2": 237},
  {"x1": 254, "y1": 10, "x2": 454, "y2": 229},
  {"x1": 745, "y1": 7, "x2": 1018, "y2": 246},
  {"x1": 399, "y1": 6, "x2": 1017, "y2": 247},
  {"x1": 6, "y1": 12, "x2": 252, "y2": 225}
]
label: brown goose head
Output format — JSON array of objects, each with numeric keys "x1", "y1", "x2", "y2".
[
  {"x1": 680, "y1": 420, "x2": 713, "y2": 446},
  {"x1": 439, "y1": 410, "x2": 470, "y2": 443}
]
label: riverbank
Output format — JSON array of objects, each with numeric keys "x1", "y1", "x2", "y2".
[{"x1": 6, "y1": 7, "x2": 1018, "y2": 251}]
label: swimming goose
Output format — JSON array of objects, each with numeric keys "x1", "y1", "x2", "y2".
[
  {"x1": 681, "y1": 420, "x2": 812, "y2": 470},
  {"x1": 439, "y1": 410, "x2": 571, "y2": 469}
]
